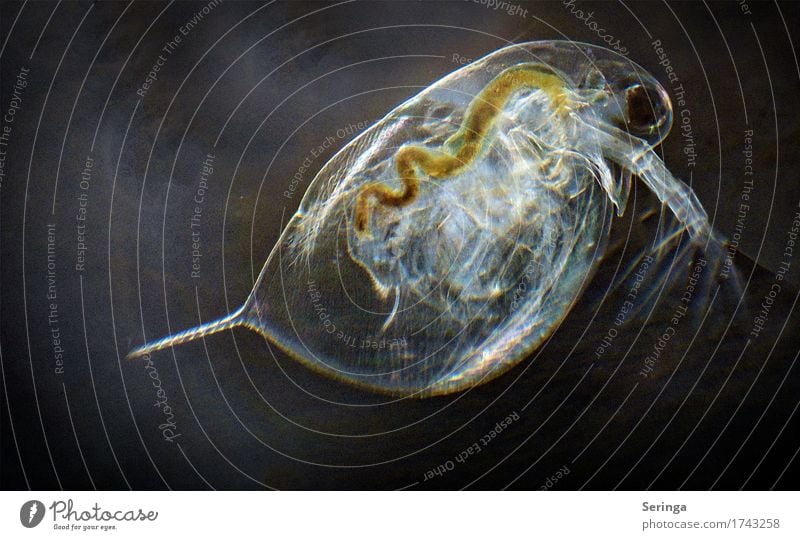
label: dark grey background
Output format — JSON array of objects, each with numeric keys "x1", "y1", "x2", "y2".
[{"x1": 1, "y1": 0, "x2": 799, "y2": 490}]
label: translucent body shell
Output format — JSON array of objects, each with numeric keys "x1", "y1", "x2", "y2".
[{"x1": 129, "y1": 41, "x2": 717, "y2": 397}]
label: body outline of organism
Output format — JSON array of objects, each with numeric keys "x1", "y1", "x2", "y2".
[{"x1": 129, "y1": 40, "x2": 738, "y2": 397}]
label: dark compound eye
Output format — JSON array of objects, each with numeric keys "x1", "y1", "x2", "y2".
[{"x1": 624, "y1": 83, "x2": 670, "y2": 136}]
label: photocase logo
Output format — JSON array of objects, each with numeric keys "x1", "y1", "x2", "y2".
[{"x1": 20, "y1": 500, "x2": 45, "y2": 528}]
